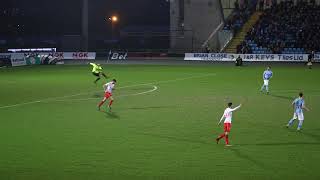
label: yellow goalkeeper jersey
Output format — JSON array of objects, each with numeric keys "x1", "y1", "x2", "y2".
[{"x1": 90, "y1": 63, "x2": 102, "y2": 73}]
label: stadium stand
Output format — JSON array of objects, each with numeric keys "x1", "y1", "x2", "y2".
[
  {"x1": 238, "y1": 0, "x2": 320, "y2": 54},
  {"x1": 223, "y1": 0, "x2": 258, "y2": 33},
  {"x1": 0, "y1": 6, "x2": 59, "y2": 51}
]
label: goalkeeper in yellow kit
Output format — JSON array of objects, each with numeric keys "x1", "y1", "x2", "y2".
[{"x1": 89, "y1": 63, "x2": 108, "y2": 84}]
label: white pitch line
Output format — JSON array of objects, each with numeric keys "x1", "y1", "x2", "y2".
[
  {"x1": 47, "y1": 73, "x2": 216, "y2": 100},
  {"x1": 272, "y1": 89, "x2": 320, "y2": 93},
  {"x1": 0, "y1": 100, "x2": 42, "y2": 109},
  {"x1": 119, "y1": 85, "x2": 158, "y2": 97},
  {"x1": 0, "y1": 73, "x2": 215, "y2": 109},
  {"x1": 48, "y1": 85, "x2": 158, "y2": 102},
  {"x1": 0, "y1": 80, "x2": 19, "y2": 85}
]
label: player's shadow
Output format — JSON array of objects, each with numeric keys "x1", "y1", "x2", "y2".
[
  {"x1": 125, "y1": 87, "x2": 154, "y2": 91},
  {"x1": 240, "y1": 142, "x2": 320, "y2": 146},
  {"x1": 136, "y1": 132, "x2": 211, "y2": 145},
  {"x1": 300, "y1": 131, "x2": 320, "y2": 142},
  {"x1": 228, "y1": 148, "x2": 268, "y2": 169},
  {"x1": 269, "y1": 94, "x2": 294, "y2": 100},
  {"x1": 122, "y1": 106, "x2": 176, "y2": 111},
  {"x1": 92, "y1": 93, "x2": 101, "y2": 98},
  {"x1": 286, "y1": 128, "x2": 320, "y2": 142},
  {"x1": 104, "y1": 111, "x2": 120, "y2": 119}
]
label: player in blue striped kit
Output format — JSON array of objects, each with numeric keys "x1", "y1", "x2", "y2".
[
  {"x1": 286, "y1": 92, "x2": 310, "y2": 131},
  {"x1": 260, "y1": 66, "x2": 273, "y2": 94}
]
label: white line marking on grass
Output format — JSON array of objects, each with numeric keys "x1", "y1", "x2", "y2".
[
  {"x1": 122, "y1": 85, "x2": 158, "y2": 97},
  {"x1": 50, "y1": 73, "x2": 216, "y2": 99},
  {"x1": 0, "y1": 73, "x2": 215, "y2": 109},
  {"x1": 49, "y1": 85, "x2": 158, "y2": 102},
  {"x1": 0, "y1": 80, "x2": 19, "y2": 85},
  {"x1": 272, "y1": 89, "x2": 320, "y2": 93},
  {"x1": 0, "y1": 100, "x2": 42, "y2": 109}
]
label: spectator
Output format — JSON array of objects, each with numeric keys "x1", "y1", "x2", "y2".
[
  {"x1": 205, "y1": 45, "x2": 211, "y2": 53},
  {"x1": 259, "y1": 0, "x2": 264, "y2": 11},
  {"x1": 223, "y1": 0, "x2": 258, "y2": 33},
  {"x1": 238, "y1": 0, "x2": 320, "y2": 54},
  {"x1": 307, "y1": 51, "x2": 314, "y2": 69},
  {"x1": 235, "y1": 0, "x2": 240, "y2": 10},
  {"x1": 235, "y1": 55, "x2": 243, "y2": 66}
]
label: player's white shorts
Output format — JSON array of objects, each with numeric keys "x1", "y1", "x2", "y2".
[
  {"x1": 263, "y1": 80, "x2": 269, "y2": 86},
  {"x1": 293, "y1": 112, "x2": 304, "y2": 121}
]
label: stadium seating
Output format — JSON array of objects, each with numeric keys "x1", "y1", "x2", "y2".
[
  {"x1": 238, "y1": 0, "x2": 320, "y2": 54},
  {"x1": 223, "y1": 0, "x2": 258, "y2": 33}
]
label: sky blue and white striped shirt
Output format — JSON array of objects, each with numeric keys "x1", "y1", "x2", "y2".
[
  {"x1": 263, "y1": 70, "x2": 273, "y2": 80},
  {"x1": 293, "y1": 98, "x2": 305, "y2": 113}
]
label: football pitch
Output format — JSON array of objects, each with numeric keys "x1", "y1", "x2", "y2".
[{"x1": 0, "y1": 64, "x2": 319, "y2": 180}]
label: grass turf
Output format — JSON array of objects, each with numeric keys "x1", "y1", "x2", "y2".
[{"x1": 0, "y1": 64, "x2": 319, "y2": 180}]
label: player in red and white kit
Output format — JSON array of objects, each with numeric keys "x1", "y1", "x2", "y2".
[
  {"x1": 216, "y1": 102, "x2": 241, "y2": 146},
  {"x1": 98, "y1": 79, "x2": 117, "y2": 111}
]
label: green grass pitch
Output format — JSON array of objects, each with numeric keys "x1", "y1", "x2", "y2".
[{"x1": 0, "y1": 64, "x2": 319, "y2": 180}]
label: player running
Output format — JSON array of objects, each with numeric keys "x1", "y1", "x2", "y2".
[
  {"x1": 260, "y1": 66, "x2": 273, "y2": 94},
  {"x1": 97, "y1": 79, "x2": 117, "y2": 111},
  {"x1": 89, "y1": 62, "x2": 108, "y2": 84},
  {"x1": 216, "y1": 102, "x2": 241, "y2": 146},
  {"x1": 286, "y1": 92, "x2": 310, "y2": 131}
]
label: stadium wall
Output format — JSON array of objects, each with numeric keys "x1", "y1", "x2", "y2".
[
  {"x1": 170, "y1": 0, "x2": 224, "y2": 52},
  {"x1": 184, "y1": 53, "x2": 319, "y2": 62},
  {"x1": 277, "y1": 0, "x2": 320, "y2": 5},
  {"x1": 1, "y1": 51, "x2": 319, "y2": 67}
]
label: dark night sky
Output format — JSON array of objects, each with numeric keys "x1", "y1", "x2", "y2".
[{"x1": 5, "y1": 0, "x2": 170, "y2": 37}]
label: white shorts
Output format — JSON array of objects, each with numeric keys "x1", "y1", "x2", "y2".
[
  {"x1": 293, "y1": 112, "x2": 304, "y2": 121},
  {"x1": 264, "y1": 80, "x2": 269, "y2": 86}
]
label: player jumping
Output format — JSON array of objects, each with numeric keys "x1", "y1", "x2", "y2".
[
  {"x1": 216, "y1": 102, "x2": 241, "y2": 146},
  {"x1": 260, "y1": 66, "x2": 273, "y2": 94},
  {"x1": 286, "y1": 92, "x2": 310, "y2": 131},
  {"x1": 98, "y1": 79, "x2": 117, "y2": 111},
  {"x1": 89, "y1": 63, "x2": 108, "y2": 84}
]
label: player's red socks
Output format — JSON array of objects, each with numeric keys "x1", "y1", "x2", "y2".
[
  {"x1": 218, "y1": 133, "x2": 225, "y2": 140},
  {"x1": 225, "y1": 135, "x2": 229, "y2": 145},
  {"x1": 109, "y1": 100, "x2": 113, "y2": 106},
  {"x1": 217, "y1": 134, "x2": 229, "y2": 145},
  {"x1": 98, "y1": 100, "x2": 105, "y2": 108}
]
